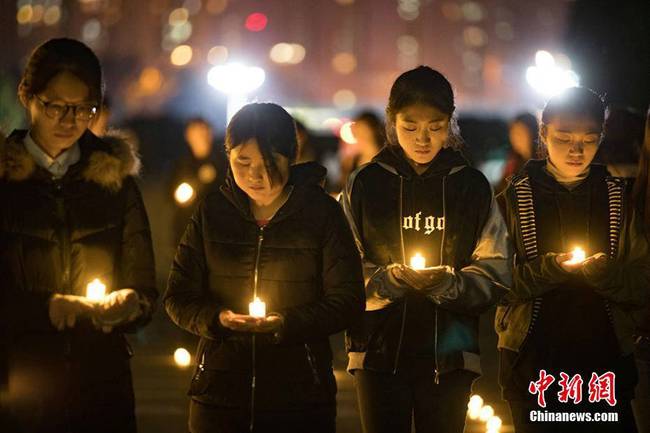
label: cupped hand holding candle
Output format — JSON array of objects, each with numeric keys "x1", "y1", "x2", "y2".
[
  {"x1": 219, "y1": 303, "x2": 283, "y2": 333},
  {"x1": 556, "y1": 246, "x2": 608, "y2": 273},
  {"x1": 93, "y1": 288, "x2": 141, "y2": 333}
]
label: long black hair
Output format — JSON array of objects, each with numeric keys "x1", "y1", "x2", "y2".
[
  {"x1": 225, "y1": 103, "x2": 298, "y2": 185},
  {"x1": 19, "y1": 38, "x2": 103, "y2": 105},
  {"x1": 385, "y1": 65, "x2": 462, "y2": 149}
]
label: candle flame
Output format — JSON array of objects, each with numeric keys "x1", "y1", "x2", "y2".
[
  {"x1": 86, "y1": 278, "x2": 106, "y2": 302},
  {"x1": 410, "y1": 252, "x2": 426, "y2": 270},
  {"x1": 566, "y1": 247, "x2": 586, "y2": 265},
  {"x1": 249, "y1": 296, "x2": 266, "y2": 318}
]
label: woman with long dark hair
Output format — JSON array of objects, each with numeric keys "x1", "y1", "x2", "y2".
[
  {"x1": 164, "y1": 102, "x2": 364, "y2": 433},
  {"x1": 497, "y1": 87, "x2": 650, "y2": 433},
  {"x1": 342, "y1": 66, "x2": 511, "y2": 433},
  {"x1": 0, "y1": 38, "x2": 157, "y2": 432}
]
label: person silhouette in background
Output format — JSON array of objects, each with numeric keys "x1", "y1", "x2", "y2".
[{"x1": 170, "y1": 117, "x2": 227, "y2": 244}]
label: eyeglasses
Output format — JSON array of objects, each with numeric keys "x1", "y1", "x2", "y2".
[{"x1": 33, "y1": 94, "x2": 98, "y2": 121}]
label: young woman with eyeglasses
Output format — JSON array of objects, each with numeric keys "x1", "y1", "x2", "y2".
[{"x1": 0, "y1": 38, "x2": 157, "y2": 432}]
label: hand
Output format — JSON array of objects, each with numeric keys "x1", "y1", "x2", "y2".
[
  {"x1": 556, "y1": 252, "x2": 607, "y2": 274},
  {"x1": 219, "y1": 310, "x2": 264, "y2": 332},
  {"x1": 581, "y1": 253, "x2": 609, "y2": 281},
  {"x1": 219, "y1": 310, "x2": 284, "y2": 333},
  {"x1": 392, "y1": 265, "x2": 448, "y2": 292},
  {"x1": 253, "y1": 315, "x2": 284, "y2": 333},
  {"x1": 556, "y1": 253, "x2": 585, "y2": 273},
  {"x1": 93, "y1": 289, "x2": 141, "y2": 333},
  {"x1": 49, "y1": 294, "x2": 96, "y2": 331}
]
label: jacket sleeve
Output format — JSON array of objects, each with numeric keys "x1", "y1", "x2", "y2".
[
  {"x1": 498, "y1": 186, "x2": 568, "y2": 301},
  {"x1": 585, "y1": 209, "x2": 650, "y2": 308},
  {"x1": 164, "y1": 202, "x2": 227, "y2": 339},
  {"x1": 275, "y1": 199, "x2": 365, "y2": 343},
  {"x1": 116, "y1": 177, "x2": 158, "y2": 332},
  {"x1": 423, "y1": 195, "x2": 513, "y2": 315},
  {"x1": 340, "y1": 171, "x2": 408, "y2": 311}
]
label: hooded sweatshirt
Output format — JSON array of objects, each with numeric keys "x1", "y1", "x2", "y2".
[{"x1": 342, "y1": 145, "x2": 511, "y2": 376}]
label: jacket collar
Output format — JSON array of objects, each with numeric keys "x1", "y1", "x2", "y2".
[
  {"x1": 523, "y1": 159, "x2": 608, "y2": 193},
  {"x1": 220, "y1": 161, "x2": 327, "y2": 223},
  {"x1": 1, "y1": 129, "x2": 141, "y2": 192},
  {"x1": 371, "y1": 145, "x2": 469, "y2": 179}
]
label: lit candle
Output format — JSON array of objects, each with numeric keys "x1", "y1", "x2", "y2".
[
  {"x1": 174, "y1": 182, "x2": 195, "y2": 205},
  {"x1": 86, "y1": 278, "x2": 106, "y2": 302},
  {"x1": 566, "y1": 247, "x2": 586, "y2": 265},
  {"x1": 410, "y1": 252, "x2": 426, "y2": 270},
  {"x1": 249, "y1": 297, "x2": 266, "y2": 318}
]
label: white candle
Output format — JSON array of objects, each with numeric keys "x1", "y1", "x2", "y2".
[
  {"x1": 566, "y1": 247, "x2": 586, "y2": 265},
  {"x1": 410, "y1": 252, "x2": 426, "y2": 270},
  {"x1": 86, "y1": 278, "x2": 106, "y2": 302},
  {"x1": 249, "y1": 297, "x2": 266, "y2": 318},
  {"x1": 174, "y1": 182, "x2": 195, "y2": 205}
]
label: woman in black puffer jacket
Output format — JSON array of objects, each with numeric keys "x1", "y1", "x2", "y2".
[
  {"x1": 164, "y1": 102, "x2": 365, "y2": 433},
  {"x1": 0, "y1": 38, "x2": 157, "y2": 433}
]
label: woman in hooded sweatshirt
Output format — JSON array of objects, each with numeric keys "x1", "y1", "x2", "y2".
[
  {"x1": 341, "y1": 65, "x2": 511, "y2": 433},
  {"x1": 164, "y1": 102, "x2": 364, "y2": 433},
  {"x1": 0, "y1": 38, "x2": 157, "y2": 432},
  {"x1": 496, "y1": 87, "x2": 650, "y2": 433}
]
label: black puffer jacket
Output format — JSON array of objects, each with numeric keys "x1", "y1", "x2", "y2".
[
  {"x1": 0, "y1": 130, "x2": 157, "y2": 432},
  {"x1": 342, "y1": 145, "x2": 511, "y2": 378},
  {"x1": 164, "y1": 162, "x2": 364, "y2": 411}
]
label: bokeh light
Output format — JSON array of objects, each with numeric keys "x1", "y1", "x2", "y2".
[
  {"x1": 486, "y1": 415, "x2": 503, "y2": 432},
  {"x1": 16, "y1": 5, "x2": 33, "y2": 24},
  {"x1": 206, "y1": 0, "x2": 228, "y2": 15},
  {"x1": 139, "y1": 67, "x2": 164, "y2": 94},
  {"x1": 467, "y1": 394, "x2": 484, "y2": 420},
  {"x1": 479, "y1": 405, "x2": 495, "y2": 422},
  {"x1": 82, "y1": 19, "x2": 102, "y2": 42},
  {"x1": 332, "y1": 52, "x2": 357, "y2": 74},
  {"x1": 43, "y1": 5, "x2": 62, "y2": 26},
  {"x1": 173, "y1": 348, "x2": 192, "y2": 367},
  {"x1": 207, "y1": 63, "x2": 266, "y2": 94},
  {"x1": 31, "y1": 4, "x2": 44, "y2": 23},
  {"x1": 333, "y1": 89, "x2": 357, "y2": 110},
  {"x1": 245, "y1": 12, "x2": 268, "y2": 32},
  {"x1": 170, "y1": 45, "x2": 193, "y2": 66},
  {"x1": 168, "y1": 8, "x2": 189, "y2": 26},
  {"x1": 207, "y1": 45, "x2": 229, "y2": 65},
  {"x1": 270, "y1": 43, "x2": 306, "y2": 64},
  {"x1": 526, "y1": 50, "x2": 580, "y2": 96},
  {"x1": 462, "y1": 1, "x2": 484, "y2": 22},
  {"x1": 183, "y1": 0, "x2": 202, "y2": 15},
  {"x1": 340, "y1": 121, "x2": 357, "y2": 144},
  {"x1": 174, "y1": 183, "x2": 195, "y2": 204}
]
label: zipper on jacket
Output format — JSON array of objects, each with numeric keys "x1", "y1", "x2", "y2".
[
  {"x1": 193, "y1": 352, "x2": 206, "y2": 382},
  {"x1": 393, "y1": 176, "x2": 407, "y2": 374},
  {"x1": 304, "y1": 343, "x2": 321, "y2": 385},
  {"x1": 54, "y1": 179, "x2": 74, "y2": 431},
  {"x1": 433, "y1": 175, "x2": 448, "y2": 384},
  {"x1": 249, "y1": 226, "x2": 264, "y2": 433}
]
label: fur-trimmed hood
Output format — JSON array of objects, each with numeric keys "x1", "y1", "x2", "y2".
[{"x1": 0, "y1": 129, "x2": 141, "y2": 192}]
